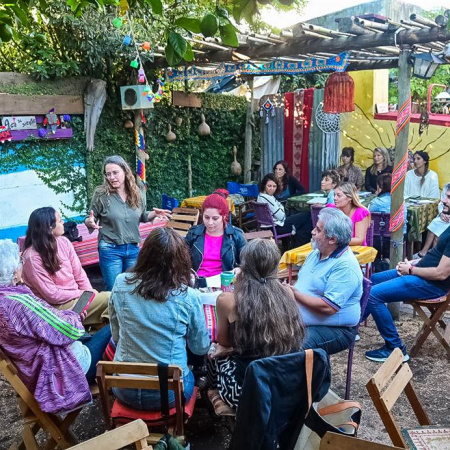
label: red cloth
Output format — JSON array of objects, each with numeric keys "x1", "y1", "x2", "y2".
[{"x1": 301, "y1": 88, "x2": 314, "y2": 189}]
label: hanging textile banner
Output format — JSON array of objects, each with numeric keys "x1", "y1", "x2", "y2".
[{"x1": 166, "y1": 52, "x2": 350, "y2": 83}]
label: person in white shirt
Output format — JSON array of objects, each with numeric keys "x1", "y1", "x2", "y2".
[
  {"x1": 257, "y1": 173, "x2": 312, "y2": 247},
  {"x1": 404, "y1": 151, "x2": 440, "y2": 199}
]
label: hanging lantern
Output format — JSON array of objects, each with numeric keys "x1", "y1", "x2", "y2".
[{"x1": 323, "y1": 72, "x2": 355, "y2": 113}]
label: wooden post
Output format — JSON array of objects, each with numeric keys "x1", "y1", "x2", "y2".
[
  {"x1": 244, "y1": 77, "x2": 255, "y2": 183},
  {"x1": 389, "y1": 46, "x2": 412, "y2": 319},
  {"x1": 134, "y1": 109, "x2": 149, "y2": 199}
]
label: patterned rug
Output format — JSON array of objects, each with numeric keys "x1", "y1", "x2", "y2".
[{"x1": 403, "y1": 426, "x2": 450, "y2": 449}]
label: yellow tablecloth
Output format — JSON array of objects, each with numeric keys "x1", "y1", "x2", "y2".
[
  {"x1": 181, "y1": 196, "x2": 236, "y2": 216},
  {"x1": 279, "y1": 243, "x2": 378, "y2": 270}
]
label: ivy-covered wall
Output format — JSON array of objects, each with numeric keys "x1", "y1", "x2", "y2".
[{"x1": 0, "y1": 94, "x2": 247, "y2": 225}]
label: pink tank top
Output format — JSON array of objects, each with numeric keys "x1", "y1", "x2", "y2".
[{"x1": 198, "y1": 233, "x2": 223, "y2": 277}]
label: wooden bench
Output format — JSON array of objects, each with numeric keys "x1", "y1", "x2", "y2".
[{"x1": 17, "y1": 222, "x2": 166, "y2": 267}]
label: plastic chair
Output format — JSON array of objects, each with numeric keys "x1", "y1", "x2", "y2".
[
  {"x1": 345, "y1": 277, "x2": 372, "y2": 400},
  {"x1": 162, "y1": 194, "x2": 180, "y2": 211},
  {"x1": 311, "y1": 204, "x2": 324, "y2": 228},
  {"x1": 96, "y1": 361, "x2": 198, "y2": 443},
  {"x1": 252, "y1": 201, "x2": 293, "y2": 246},
  {"x1": 227, "y1": 182, "x2": 259, "y2": 230},
  {"x1": 371, "y1": 212, "x2": 390, "y2": 257}
]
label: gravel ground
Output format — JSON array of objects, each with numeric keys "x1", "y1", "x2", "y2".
[{"x1": 1, "y1": 267, "x2": 449, "y2": 448}]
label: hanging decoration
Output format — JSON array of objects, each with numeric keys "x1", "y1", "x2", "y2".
[
  {"x1": 230, "y1": 146, "x2": 242, "y2": 175},
  {"x1": 135, "y1": 127, "x2": 147, "y2": 187},
  {"x1": 166, "y1": 124, "x2": 176, "y2": 142},
  {"x1": 260, "y1": 98, "x2": 275, "y2": 124},
  {"x1": 198, "y1": 114, "x2": 211, "y2": 136},
  {"x1": 43, "y1": 108, "x2": 60, "y2": 134},
  {"x1": 315, "y1": 102, "x2": 350, "y2": 134},
  {"x1": 166, "y1": 52, "x2": 351, "y2": 83},
  {"x1": 323, "y1": 72, "x2": 355, "y2": 113},
  {"x1": 0, "y1": 125, "x2": 12, "y2": 142}
]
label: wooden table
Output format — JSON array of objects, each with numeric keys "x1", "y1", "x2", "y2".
[
  {"x1": 17, "y1": 221, "x2": 166, "y2": 267},
  {"x1": 181, "y1": 195, "x2": 236, "y2": 216},
  {"x1": 279, "y1": 243, "x2": 378, "y2": 283}
]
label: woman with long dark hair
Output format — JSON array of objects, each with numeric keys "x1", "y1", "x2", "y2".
[
  {"x1": 207, "y1": 239, "x2": 305, "y2": 408},
  {"x1": 337, "y1": 147, "x2": 364, "y2": 189},
  {"x1": 404, "y1": 150, "x2": 440, "y2": 199},
  {"x1": 273, "y1": 160, "x2": 306, "y2": 201},
  {"x1": 22, "y1": 207, "x2": 109, "y2": 326},
  {"x1": 85, "y1": 155, "x2": 171, "y2": 291},
  {"x1": 109, "y1": 227, "x2": 210, "y2": 411},
  {"x1": 257, "y1": 173, "x2": 312, "y2": 247}
]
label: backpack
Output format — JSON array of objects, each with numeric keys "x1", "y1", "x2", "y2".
[{"x1": 63, "y1": 221, "x2": 82, "y2": 243}]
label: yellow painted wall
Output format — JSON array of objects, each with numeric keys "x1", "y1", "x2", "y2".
[{"x1": 341, "y1": 70, "x2": 450, "y2": 189}]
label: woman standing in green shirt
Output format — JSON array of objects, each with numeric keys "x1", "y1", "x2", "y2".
[{"x1": 85, "y1": 155, "x2": 170, "y2": 290}]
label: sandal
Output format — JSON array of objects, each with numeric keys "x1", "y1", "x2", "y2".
[{"x1": 207, "y1": 389, "x2": 236, "y2": 416}]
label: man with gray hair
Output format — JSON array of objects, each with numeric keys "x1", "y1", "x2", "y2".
[{"x1": 290, "y1": 208, "x2": 363, "y2": 354}]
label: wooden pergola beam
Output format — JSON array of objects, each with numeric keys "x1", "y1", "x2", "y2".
[{"x1": 152, "y1": 26, "x2": 449, "y2": 69}]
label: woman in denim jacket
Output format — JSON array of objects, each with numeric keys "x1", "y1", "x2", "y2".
[
  {"x1": 185, "y1": 192, "x2": 246, "y2": 277},
  {"x1": 109, "y1": 227, "x2": 210, "y2": 410}
]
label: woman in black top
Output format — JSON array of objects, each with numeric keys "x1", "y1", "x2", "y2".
[
  {"x1": 364, "y1": 148, "x2": 393, "y2": 193},
  {"x1": 273, "y1": 160, "x2": 306, "y2": 201}
]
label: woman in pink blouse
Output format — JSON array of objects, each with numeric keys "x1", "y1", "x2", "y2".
[
  {"x1": 22, "y1": 207, "x2": 109, "y2": 326},
  {"x1": 331, "y1": 182, "x2": 371, "y2": 246}
]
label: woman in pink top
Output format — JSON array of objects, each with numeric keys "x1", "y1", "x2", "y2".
[
  {"x1": 332, "y1": 182, "x2": 371, "y2": 246},
  {"x1": 185, "y1": 191, "x2": 246, "y2": 278},
  {"x1": 22, "y1": 207, "x2": 109, "y2": 326}
]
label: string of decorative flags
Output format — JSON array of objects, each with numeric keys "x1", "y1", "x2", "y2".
[{"x1": 166, "y1": 52, "x2": 351, "y2": 83}]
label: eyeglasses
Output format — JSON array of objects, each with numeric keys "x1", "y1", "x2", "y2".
[{"x1": 105, "y1": 170, "x2": 122, "y2": 179}]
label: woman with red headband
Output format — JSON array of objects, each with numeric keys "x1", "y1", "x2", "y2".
[{"x1": 185, "y1": 191, "x2": 246, "y2": 277}]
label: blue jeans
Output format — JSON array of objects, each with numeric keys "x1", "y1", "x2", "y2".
[
  {"x1": 98, "y1": 241, "x2": 140, "y2": 291},
  {"x1": 363, "y1": 269, "x2": 448, "y2": 349},
  {"x1": 301, "y1": 325, "x2": 357, "y2": 355},
  {"x1": 112, "y1": 370, "x2": 195, "y2": 411},
  {"x1": 81, "y1": 324, "x2": 112, "y2": 384}
]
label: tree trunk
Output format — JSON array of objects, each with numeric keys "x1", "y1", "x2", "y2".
[
  {"x1": 244, "y1": 77, "x2": 254, "y2": 183},
  {"x1": 388, "y1": 46, "x2": 412, "y2": 320}
]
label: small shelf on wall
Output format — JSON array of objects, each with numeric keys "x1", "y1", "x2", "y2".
[{"x1": 374, "y1": 112, "x2": 450, "y2": 128}]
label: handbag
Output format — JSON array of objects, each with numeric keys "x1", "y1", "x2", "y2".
[{"x1": 294, "y1": 349, "x2": 362, "y2": 450}]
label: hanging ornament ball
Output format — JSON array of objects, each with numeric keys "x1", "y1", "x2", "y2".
[
  {"x1": 138, "y1": 75, "x2": 145, "y2": 83},
  {"x1": 144, "y1": 85, "x2": 151, "y2": 93},
  {"x1": 38, "y1": 128, "x2": 47, "y2": 138},
  {"x1": 130, "y1": 60, "x2": 139, "y2": 69},
  {"x1": 63, "y1": 114, "x2": 71, "y2": 122},
  {"x1": 138, "y1": 68, "x2": 145, "y2": 77},
  {"x1": 112, "y1": 17, "x2": 123, "y2": 28},
  {"x1": 122, "y1": 35, "x2": 132, "y2": 46},
  {"x1": 141, "y1": 42, "x2": 151, "y2": 51}
]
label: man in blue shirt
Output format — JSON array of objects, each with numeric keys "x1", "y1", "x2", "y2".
[
  {"x1": 364, "y1": 188, "x2": 450, "y2": 363},
  {"x1": 290, "y1": 208, "x2": 363, "y2": 355}
]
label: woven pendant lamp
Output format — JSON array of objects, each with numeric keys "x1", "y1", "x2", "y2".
[{"x1": 323, "y1": 72, "x2": 355, "y2": 113}]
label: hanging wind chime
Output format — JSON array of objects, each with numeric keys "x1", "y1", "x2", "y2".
[{"x1": 323, "y1": 72, "x2": 355, "y2": 113}]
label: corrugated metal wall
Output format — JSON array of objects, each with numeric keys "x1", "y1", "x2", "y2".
[
  {"x1": 308, "y1": 89, "x2": 341, "y2": 192},
  {"x1": 260, "y1": 94, "x2": 284, "y2": 178}
]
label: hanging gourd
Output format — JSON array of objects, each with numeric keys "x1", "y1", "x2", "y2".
[
  {"x1": 166, "y1": 124, "x2": 176, "y2": 142},
  {"x1": 198, "y1": 114, "x2": 211, "y2": 136},
  {"x1": 175, "y1": 116, "x2": 183, "y2": 127},
  {"x1": 323, "y1": 72, "x2": 355, "y2": 113},
  {"x1": 230, "y1": 146, "x2": 242, "y2": 176}
]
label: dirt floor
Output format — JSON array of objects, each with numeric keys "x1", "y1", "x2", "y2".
[{"x1": 1, "y1": 267, "x2": 449, "y2": 449}]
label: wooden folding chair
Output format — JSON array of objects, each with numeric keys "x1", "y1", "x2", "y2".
[
  {"x1": 96, "y1": 361, "x2": 197, "y2": 445},
  {"x1": 366, "y1": 347, "x2": 449, "y2": 448},
  {"x1": 404, "y1": 291, "x2": 450, "y2": 358},
  {"x1": 0, "y1": 348, "x2": 83, "y2": 450},
  {"x1": 166, "y1": 207, "x2": 199, "y2": 238},
  {"x1": 320, "y1": 431, "x2": 403, "y2": 449},
  {"x1": 69, "y1": 419, "x2": 152, "y2": 450}
]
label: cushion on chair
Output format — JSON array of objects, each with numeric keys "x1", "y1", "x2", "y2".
[{"x1": 111, "y1": 386, "x2": 198, "y2": 426}]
